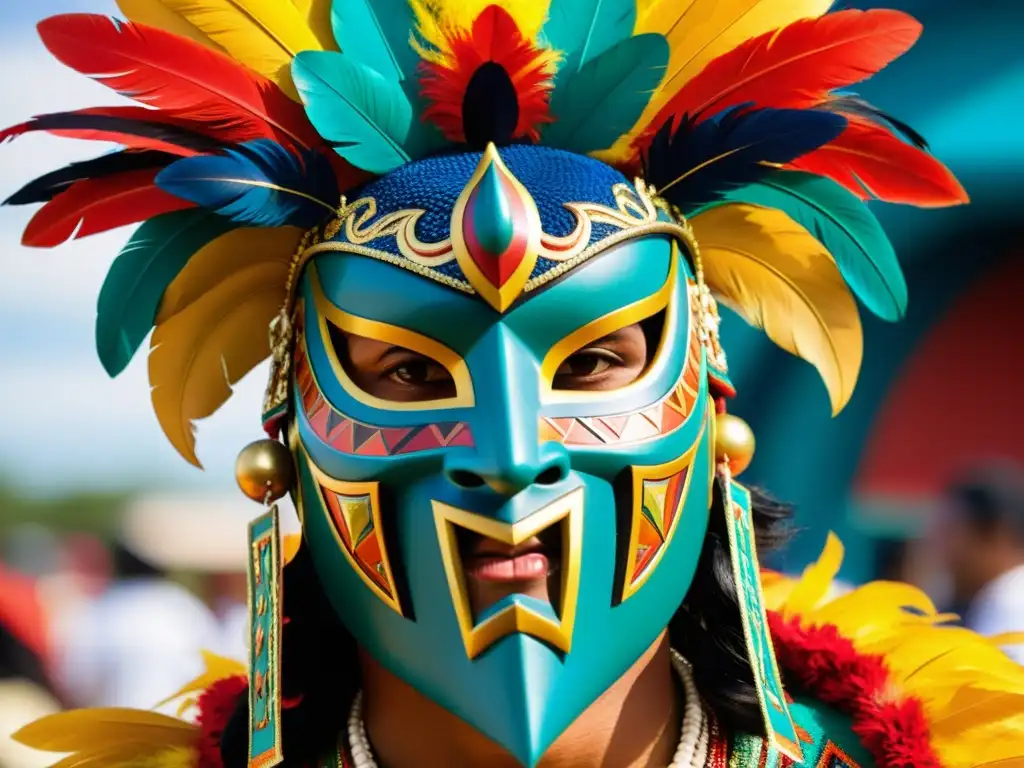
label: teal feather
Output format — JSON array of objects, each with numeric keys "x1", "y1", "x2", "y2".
[
  {"x1": 331, "y1": 0, "x2": 418, "y2": 82},
  {"x1": 292, "y1": 50, "x2": 413, "y2": 174},
  {"x1": 543, "y1": 33, "x2": 669, "y2": 154},
  {"x1": 543, "y1": 0, "x2": 635, "y2": 74},
  {"x1": 95, "y1": 210, "x2": 235, "y2": 377},
  {"x1": 717, "y1": 171, "x2": 907, "y2": 321}
]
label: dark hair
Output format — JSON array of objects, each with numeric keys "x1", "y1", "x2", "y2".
[
  {"x1": 947, "y1": 463, "x2": 1024, "y2": 540},
  {"x1": 221, "y1": 484, "x2": 791, "y2": 765}
]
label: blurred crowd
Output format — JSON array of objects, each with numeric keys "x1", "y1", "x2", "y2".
[{"x1": 1, "y1": 468, "x2": 1023, "y2": 768}]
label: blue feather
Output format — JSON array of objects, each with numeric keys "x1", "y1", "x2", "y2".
[
  {"x1": 717, "y1": 171, "x2": 908, "y2": 321},
  {"x1": 645, "y1": 106, "x2": 848, "y2": 212},
  {"x1": 543, "y1": 0, "x2": 635, "y2": 74},
  {"x1": 543, "y1": 33, "x2": 669, "y2": 154},
  {"x1": 292, "y1": 50, "x2": 414, "y2": 174},
  {"x1": 155, "y1": 140, "x2": 338, "y2": 228},
  {"x1": 331, "y1": 0, "x2": 418, "y2": 82},
  {"x1": 96, "y1": 210, "x2": 236, "y2": 377}
]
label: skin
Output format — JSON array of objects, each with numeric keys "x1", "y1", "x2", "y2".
[{"x1": 342, "y1": 324, "x2": 682, "y2": 767}]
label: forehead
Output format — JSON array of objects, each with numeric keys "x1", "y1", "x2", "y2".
[{"x1": 303, "y1": 145, "x2": 687, "y2": 315}]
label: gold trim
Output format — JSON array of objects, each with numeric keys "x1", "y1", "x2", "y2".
[
  {"x1": 300, "y1": 443, "x2": 404, "y2": 616},
  {"x1": 620, "y1": 412, "x2": 707, "y2": 603},
  {"x1": 451, "y1": 144, "x2": 544, "y2": 313},
  {"x1": 432, "y1": 488, "x2": 584, "y2": 659},
  {"x1": 309, "y1": 266, "x2": 475, "y2": 411},
  {"x1": 539, "y1": 241, "x2": 681, "y2": 402}
]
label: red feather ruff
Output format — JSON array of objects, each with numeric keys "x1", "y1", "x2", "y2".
[
  {"x1": 769, "y1": 612, "x2": 942, "y2": 768},
  {"x1": 419, "y1": 5, "x2": 555, "y2": 143},
  {"x1": 22, "y1": 168, "x2": 192, "y2": 247},
  {"x1": 195, "y1": 674, "x2": 247, "y2": 768},
  {"x1": 791, "y1": 118, "x2": 969, "y2": 207},
  {"x1": 37, "y1": 14, "x2": 321, "y2": 152}
]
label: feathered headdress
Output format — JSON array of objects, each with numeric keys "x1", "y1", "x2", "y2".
[{"x1": 3, "y1": 0, "x2": 966, "y2": 465}]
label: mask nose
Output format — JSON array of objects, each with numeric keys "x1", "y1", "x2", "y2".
[{"x1": 443, "y1": 443, "x2": 571, "y2": 496}]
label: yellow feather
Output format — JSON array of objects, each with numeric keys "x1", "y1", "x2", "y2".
[
  {"x1": 780, "y1": 532, "x2": 842, "y2": 618},
  {"x1": 117, "y1": 0, "x2": 223, "y2": 50},
  {"x1": 411, "y1": 0, "x2": 550, "y2": 60},
  {"x1": 284, "y1": 532, "x2": 303, "y2": 564},
  {"x1": 149, "y1": 261, "x2": 288, "y2": 466},
  {"x1": 14, "y1": 709, "x2": 196, "y2": 752},
  {"x1": 692, "y1": 203, "x2": 863, "y2": 414},
  {"x1": 156, "y1": 227, "x2": 300, "y2": 324},
  {"x1": 291, "y1": 0, "x2": 338, "y2": 51},
  {"x1": 154, "y1": 650, "x2": 246, "y2": 710},
  {"x1": 150, "y1": 0, "x2": 325, "y2": 99},
  {"x1": 601, "y1": 0, "x2": 832, "y2": 164}
]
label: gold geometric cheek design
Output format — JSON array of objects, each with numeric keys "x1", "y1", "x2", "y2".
[
  {"x1": 619, "y1": 411, "x2": 707, "y2": 604},
  {"x1": 309, "y1": 267, "x2": 474, "y2": 411},
  {"x1": 301, "y1": 446, "x2": 404, "y2": 616},
  {"x1": 432, "y1": 488, "x2": 583, "y2": 659}
]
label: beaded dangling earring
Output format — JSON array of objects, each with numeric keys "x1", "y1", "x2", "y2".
[
  {"x1": 237, "y1": 438, "x2": 296, "y2": 768},
  {"x1": 714, "y1": 412, "x2": 803, "y2": 763}
]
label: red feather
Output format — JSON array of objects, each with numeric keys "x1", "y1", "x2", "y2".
[
  {"x1": 791, "y1": 119, "x2": 969, "y2": 207},
  {"x1": 419, "y1": 5, "x2": 555, "y2": 143},
  {"x1": 37, "y1": 14, "x2": 321, "y2": 151},
  {"x1": 641, "y1": 10, "x2": 921, "y2": 138},
  {"x1": 0, "y1": 106, "x2": 224, "y2": 156},
  {"x1": 22, "y1": 169, "x2": 193, "y2": 247}
]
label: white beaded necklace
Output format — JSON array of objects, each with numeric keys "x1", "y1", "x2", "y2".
[{"x1": 346, "y1": 649, "x2": 709, "y2": 768}]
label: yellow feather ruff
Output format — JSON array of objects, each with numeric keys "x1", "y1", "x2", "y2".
[
  {"x1": 766, "y1": 534, "x2": 1024, "y2": 767},
  {"x1": 411, "y1": 0, "x2": 551, "y2": 63}
]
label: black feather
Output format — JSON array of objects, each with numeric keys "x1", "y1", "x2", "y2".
[
  {"x1": 4, "y1": 150, "x2": 177, "y2": 205},
  {"x1": 6, "y1": 112, "x2": 225, "y2": 154},
  {"x1": 462, "y1": 62, "x2": 519, "y2": 150},
  {"x1": 825, "y1": 95, "x2": 929, "y2": 149},
  {"x1": 643, "y1": 106, "x2": 847, "y2": 213}
]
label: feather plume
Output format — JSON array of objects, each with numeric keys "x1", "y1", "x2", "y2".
[
  {"x1": 124, "y1": 0, "x2": 324, "y2": 99},
  {"x1": 4, "y1": 150, "x2": 177, "y2": 205},
  {"x1": 793, "y1": 117, "x2": 969, "y2": 207},
  {"x1": 292, "y1": 50, "x2": 414, "y2": 173},
  {"x1": 410, "y1": 0, "x2": 550, "y2": 63},
  {"x1": 543, "y1": 33, "x2": 668, "y2": 154},
  {"x1": 542, "y1": 0, "x2": 635, "y2": 74},
  {"x1": 647, "y1": 10, "x2": 921, "y2": 130},
  {"x1": 294, "y1": 0, "x2": 337, "y2": 51},
  {"x1": 462, "y1": 63, "x2": 520, "y2": 149},
  {"x1": 117, "y1": 0, "x2": 220, "y2": 49},
  {"x1": 0, "y1": 108, "x2": 226, "y2": 157},
  {"x1": 95, "y1": 211, "x2": 237, "y2": 377},
  {"x1": 156, "y1": 140, "x2": 339, "y2": 228},
  {"x1": 817, "y1": 93, "x2": 929, "y2": 150},
  {"x1": 600, "y1": 0, "x2": 833, "y2": 164},
  {"x1": 21, "y1": 169, "x2": 193, "y2": 248},
  {"x1": 38, "y1": 14, "x2": 321, "y2": 151},
  {"x1": 643, "y1": 106, "x2": 846, "y2": 211},
  {"x1": 692, "y1": 203, "x2": 863, "y2": 414},
  {"x1": 766, "y1": 537, "x2": 1024, "y2": 767},
  {"x1": 149, "y1": 261, "x2": 289, "y2": 466},
  {"x1": 156, "y1": 226, "x2": 301, "y2": 323},
  {"x1": 154, "y1": 650, "x2": 246, "y2": 710},
  {"x1": 717, "y1": 171, "x2": 907, "y2": 321},
  {"x1": 333, "y1": 0, "x2": 419, "y2": 81},
  {"x1": 419, "y1": 5, "x2": 557, "y2": 145},
  {"x1": 13, "y1": 708, "x2": 197, "y2": 752}
]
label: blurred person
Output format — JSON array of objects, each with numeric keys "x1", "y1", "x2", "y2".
[
  {"x1": 934, "y1": 465, "x2": 1024, "y2": 662},
  {"x1": 7, "y1": 2, "x2": 1024, "y2": 768}
]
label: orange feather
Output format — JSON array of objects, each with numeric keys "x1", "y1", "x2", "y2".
[
  {"x1": 640, "y1": 10, "x2": 921, "y2": 137},
  {"x1": 791, "y1": 119, "x2": 969, "y2": 207}
]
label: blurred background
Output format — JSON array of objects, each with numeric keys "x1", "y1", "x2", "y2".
[{"x1": 1, "y1": 0, "x2": 1023, "y2": 765}]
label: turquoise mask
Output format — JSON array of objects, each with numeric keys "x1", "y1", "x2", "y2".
[{"x1": 291, "y1": 145, "x2": 714, "y2": 767}]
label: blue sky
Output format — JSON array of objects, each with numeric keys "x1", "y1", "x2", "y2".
[{"x1": 0, "y1": 1, "x2": 268, "y2": 494}]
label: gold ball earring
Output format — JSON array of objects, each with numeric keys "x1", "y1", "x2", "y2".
[
  {"x1": 235, "y1": 439, "x2": 295, "y2": 504},
  {"x1": 714, "y1": 412, "x2": 756, "y2": 477}
]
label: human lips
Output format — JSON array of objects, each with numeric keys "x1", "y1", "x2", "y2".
[{"x1": 463, "y1": 539, "x2": 552, "y2": 583}]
